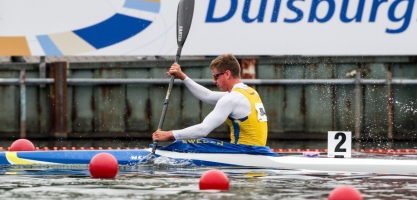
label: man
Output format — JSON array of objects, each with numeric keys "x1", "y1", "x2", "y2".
[{"x1": 152, "y1": 54, "x2": 268, "y2": 146}]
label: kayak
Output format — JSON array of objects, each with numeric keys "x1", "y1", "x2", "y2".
[{"x1": 1, "y1": 148, "x2": 417, "y2": 174}]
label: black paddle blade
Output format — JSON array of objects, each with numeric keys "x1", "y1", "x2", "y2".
[
  {"x1": 177, "y1": 0, "x2": 195, "y2": 48},
  {"x1": 139, "y1": 152, "x2": 156, "y2": 164}
]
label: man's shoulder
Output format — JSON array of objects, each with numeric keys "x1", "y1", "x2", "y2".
[
  {"x1": 218, "y1": 90, "x2": 246, "y2": 104},
  {"x1": 233, "y1": 83, "x2": 248, "y2": 89},
  {"x1": 232, "y1": 85, "x2": 257, "y2": 94}
]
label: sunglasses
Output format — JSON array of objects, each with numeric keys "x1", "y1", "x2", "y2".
[{"x1": 212, "y1": 71, "x2": 226, "y2": 81}]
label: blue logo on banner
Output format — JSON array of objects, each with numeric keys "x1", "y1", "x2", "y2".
[
  {"x1": 3, "y1": 0, "x2": 161, "y2": 56},
  {"x1": 205, "y1": 0, "x2": 415, "y2": 34}
]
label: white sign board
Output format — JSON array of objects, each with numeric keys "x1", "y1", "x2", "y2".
[
  {"x1": 327, "y1": 131, "x2": 351, "y2": 158},
  {"x1": 0, "y1": 0, "x2": 416, "y2": 56}
]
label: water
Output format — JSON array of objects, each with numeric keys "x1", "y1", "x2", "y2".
[
  {"x1": 2, "y1": 140, "x2": 417, "y2": 199},
  {"x1": 1, "y1": 162, "x2": 417, "y2": 199}
]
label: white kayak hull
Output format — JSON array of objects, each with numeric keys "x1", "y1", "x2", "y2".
[{"x1": 0, "y1": 149, "x2": 416, "y2": 174}]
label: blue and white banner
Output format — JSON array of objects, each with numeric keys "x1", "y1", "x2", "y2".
[{"x1": 0, "y1": 0, "x2": 415, "y2": 56}]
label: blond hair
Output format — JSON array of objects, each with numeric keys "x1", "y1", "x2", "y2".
[{"x1": 209, "y1": 54, "x2": 241, "y2": 78}]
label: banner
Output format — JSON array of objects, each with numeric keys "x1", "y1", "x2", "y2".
[{"x1": 0, "y1": 0, "x2": 415, "y2": 56}]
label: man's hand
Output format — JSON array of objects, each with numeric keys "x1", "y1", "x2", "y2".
[
  {"x1": 152, "y1": 130, "x2": 175, "y2": 141},
  {"x1": 167, "y1": 63, "x2": 187, "y2": 80}
]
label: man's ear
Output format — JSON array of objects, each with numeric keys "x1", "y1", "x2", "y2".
[{"x1": 226, "y1": 70, "x2": 232, "y2": 79}]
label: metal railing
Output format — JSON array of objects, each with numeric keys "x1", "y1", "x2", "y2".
[
  {"x1": 1, "y1": 68, "x2": 416, "y2": 140},
  {"x1": 3, "y1": 78, "x2": 417, "y2": 85}
]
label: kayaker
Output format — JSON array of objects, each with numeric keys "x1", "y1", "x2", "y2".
[{"x1": 152, "y1": 54, "x2": 268, "y2": 146}]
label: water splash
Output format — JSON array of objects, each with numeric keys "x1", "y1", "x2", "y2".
[
  {"x1": 153, "y1": 156, "x2": 194, "y2": 166},
  {"x1": 395, "y1": 101, "x2": 417, "y2": 115}
]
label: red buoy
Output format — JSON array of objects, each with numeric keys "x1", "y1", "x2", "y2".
[
  {"x1": 199, "y1": 169, "x2": 229, "y2": 190},
  {"x1": 9, "y1": 139, "x2": 35, "y2": 151},
  {"x1": 89, "y1": 153, "x2": 118, "y2": 178},
  {"x1": 328, "y1": 185, "x2": 362, "y2": 200}
]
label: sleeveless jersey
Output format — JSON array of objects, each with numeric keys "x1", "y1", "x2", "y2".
[{"x1": 225, "y1": 87, "x2": 268, "y2": 146}]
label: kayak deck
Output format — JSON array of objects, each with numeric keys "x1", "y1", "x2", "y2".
[{"x1": 1, "y1": 149, "x2": 417, "y2": 174}]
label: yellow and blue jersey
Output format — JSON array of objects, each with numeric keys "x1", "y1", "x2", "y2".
[{"x1": 226, "y1": 87, "x2": 268, "y2": 146}]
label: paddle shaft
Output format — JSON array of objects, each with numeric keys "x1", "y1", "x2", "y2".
[
  {"x1": 151, "y1": 49, "x2": 182, "y2": 155},
  {"x1": 151, "y1": 0, "x2": 195, "y2": 156}
]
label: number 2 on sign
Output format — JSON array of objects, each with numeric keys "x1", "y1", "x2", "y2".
[
  {"x1": 328, "y1": 131, "x2": 351, "y2": 158},
  {"x1": 334, "y1": 132, "x2": 346, "y2": 152}
]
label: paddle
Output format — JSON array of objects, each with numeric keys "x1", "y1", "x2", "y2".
[{"x1": 150, "y1": 0, "x2": 195, "y2": 158}]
